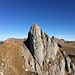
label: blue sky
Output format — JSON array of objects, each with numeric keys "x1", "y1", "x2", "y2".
[{"x1": 0, "y1": 0, "x2": 75, "y2": 41}]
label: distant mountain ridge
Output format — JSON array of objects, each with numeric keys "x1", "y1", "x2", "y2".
[
  {"x1": 52, "y1": 36, "x2": 75, "y2": 44},
  {"x1": 0, "y1": 36, "x2": 75, "y2": 44},
  {"x1": 4, "y1": 38, "x2": 26, "y2": 43}
]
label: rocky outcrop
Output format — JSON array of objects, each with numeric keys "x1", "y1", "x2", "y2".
[
  {"x1": 22, "y1": 24, "x2": 75, "y2": 75},
  {"x1": 51, "y1": 36, "x2": 65, "y2": 44}
]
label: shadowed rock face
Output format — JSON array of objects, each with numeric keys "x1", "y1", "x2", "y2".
[{"x1": 22, "y1": 24, "x2": 75, "y2": 75}]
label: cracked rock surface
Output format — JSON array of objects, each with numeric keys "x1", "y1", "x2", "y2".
[{"x1": 22, "y1": 24, "x2": 75, "y2": 75}]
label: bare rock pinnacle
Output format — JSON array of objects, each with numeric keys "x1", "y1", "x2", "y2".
[{"x1": 22, "y1": 24, "x2": 75, "y2": 75}]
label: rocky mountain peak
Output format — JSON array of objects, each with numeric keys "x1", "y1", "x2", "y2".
[
  {"x1": 30, "y1": 23, "x2": 40, "y2": 29},
  {"x1": 22, "y1": 24, "x2": 75, "y2": 75},
  {"x1": 30, "y1": 23, "x2": 41, "y2": 38}
]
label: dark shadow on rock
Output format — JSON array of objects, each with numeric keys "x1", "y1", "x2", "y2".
[
  {"x1": 68, "y1": 55, "x2": 75, "y2": 58},
  {"x1": 57, "y1": 43, "x2": 62, "y2": 48},
  {"x1": 60, "y1": 50, "x2": 69, "y2": 72},
  {"x1": 23, "y1": 32, "x2": 35, "y2": 59}
]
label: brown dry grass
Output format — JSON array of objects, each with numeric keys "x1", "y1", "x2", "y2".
[
  {"x1": 62, "y1": 43, "x2": 75, "y2": 54},
  {"x1": 0, "y1": 42, "x2": 37, "y2": 75},
  {"x1": 0, "y1": 42, "x2": 26, "y2": 75},
  {"x1": 62, "y1": 42, "x2": 75, "y2": 64}
]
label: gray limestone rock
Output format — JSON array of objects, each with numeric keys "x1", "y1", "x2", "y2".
[{"x1": 22, "y1": 24, "x2": 75, "y2": 75}]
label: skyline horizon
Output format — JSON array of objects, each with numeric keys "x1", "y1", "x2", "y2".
[
  {"x1": 0, "y1": 35, "x2": 75, "y2": 41},
  {"x1": 0, "y1": 23, "x2": 75, "y2": 41},
  {"x1": 0, "y1": 0, "x2": 75, "y2": 41}
]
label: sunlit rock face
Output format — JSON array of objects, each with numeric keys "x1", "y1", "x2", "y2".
[{"x1": 22, "y1": 24, "x2": 75, "y2": 75}]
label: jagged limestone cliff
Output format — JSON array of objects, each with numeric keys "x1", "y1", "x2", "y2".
[{"x1": 22, "y1": 24, "x2": 75, "y2": 75}]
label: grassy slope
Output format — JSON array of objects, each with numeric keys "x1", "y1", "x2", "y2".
[
  {"x1": 0, "y1": 42, "x2": 26, "y2": 75},
  {"x1": 0, "y1": 42, "x2": 37, "y2": 75},
  {"x1": 62, "y1": 42, "x2": 75, "y2": 64}
]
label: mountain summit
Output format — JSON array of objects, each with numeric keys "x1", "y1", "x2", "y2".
[{"x1": 22, "y1": 24, "x2": 75, "y2": 75}]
